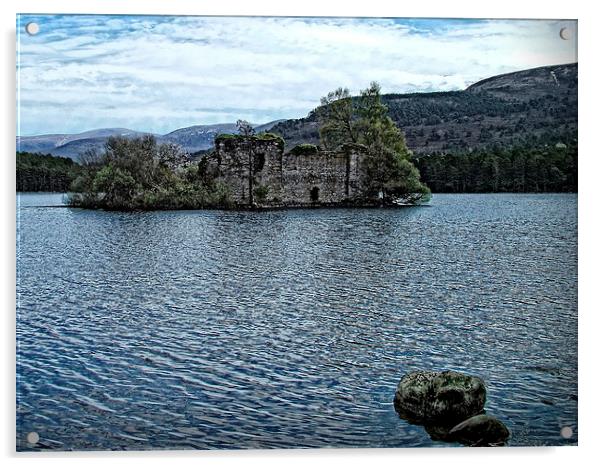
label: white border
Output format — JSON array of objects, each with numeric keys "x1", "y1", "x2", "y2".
[{"x1": 2, "y1": 1, "x2": 600, "y2": 465}]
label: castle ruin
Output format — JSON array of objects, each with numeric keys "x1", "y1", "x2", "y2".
[{"x1": 206, "y1": 135, "x2": 372, "y2": 208}]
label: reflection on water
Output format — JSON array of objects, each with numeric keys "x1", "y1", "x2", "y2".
[{"x1": 16, "y1": 193, "x2": 577, "y2": 450}]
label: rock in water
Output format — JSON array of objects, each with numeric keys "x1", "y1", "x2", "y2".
[
  {"x1": 394, "y1": 370, "x2": 486, "y2": 424},
  {"x1": 448, "y1": 414, "x2": 510, "y2": 446}
]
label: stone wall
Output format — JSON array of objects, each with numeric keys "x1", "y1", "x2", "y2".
[{"x1": 210, "y1": 136, "x2": 369, "y2": 207}]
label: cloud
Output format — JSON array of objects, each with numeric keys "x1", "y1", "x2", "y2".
[{"x1": 16, "y1": 15, "x2": 577, "y2": 135}]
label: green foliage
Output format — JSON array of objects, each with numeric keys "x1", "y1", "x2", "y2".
[
  {"x1": 92, "y1": 165, "x2": 139, "y2": 207},
  {"x1": 255, "y1": 132, "x2": 285, "y2": 150},
  {"x1": 214, "y1": 133, "x2": 238, "y2": 141},
  {"x1": 16, "y1": 152, "x2": 81, "y2": 192},
  {"x1": 414, "y1": 144, "x2": 577, "y2": 193},
  {"x1": 317, "y1": 87, "x2": 357, "y2": 150},
  {"x1": 68, "y1": 136, "x2": 233, "y2": 211},
  {"x1": 253, "y1": 184, "x2": 270, "y2": 203},
  {"x1": 289, "y1": 144, "x2": 319, "y2": 156},
  {"x1": 362, "y1": 140, "x2": 431, "y2": 205},
  {"x1": 318, "y1": 82, "x2": 430, "y2": 204},
  {"x1": 215, "y1": 132, "x2": 285, "y2": 150},
  {"x1": 254, "y1": 132, "x2": 283, "y2": 142},
  {"x1": 357, "y1": 82, "x2": 411, "y2": 158}
]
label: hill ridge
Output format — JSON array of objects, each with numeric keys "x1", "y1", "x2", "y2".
[
  {"x1": 17, "y1": 63, "x2": 577, "y2": 159},
  {"x1": 270, "y1": 63, "x2": 577, "y2": 155}
]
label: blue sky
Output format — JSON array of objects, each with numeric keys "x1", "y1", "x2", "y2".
[{"x1": 16, "y1": 15, "x2": 577, "y2": 136}]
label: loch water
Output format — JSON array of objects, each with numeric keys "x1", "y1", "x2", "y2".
[{"x1": 16, "y1": 193, "x2": 578, "y2": 450}]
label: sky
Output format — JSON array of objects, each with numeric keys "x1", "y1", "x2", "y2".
[{"x1": 16, "y1": 15, "x2": 577, "y2": 136}]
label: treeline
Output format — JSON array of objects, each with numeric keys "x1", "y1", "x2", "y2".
[
  {"x1": 414, "y1": 145, "x2": 577, "y2": 193},
  {"x1": 17, "y1": 152, "x2": 81, "y2": 192}
]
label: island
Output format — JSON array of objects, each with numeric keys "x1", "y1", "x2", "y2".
[{"x1": 68, "y1": 83, "x2": 431, "y2": 211}]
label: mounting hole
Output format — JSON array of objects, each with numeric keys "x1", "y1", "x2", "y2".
[
  {"x1": 26, "y1": 431, "x2": 40, "y2": 444},
  {"x1": 25, "y1": 22, "x2": 40, "y2": 36},
  {"x1": 559, "y1": 27, "x2": 572, "y2": 40},
  {"x1": 560, "y1": 426, "x2": 573, "y2": 439}
]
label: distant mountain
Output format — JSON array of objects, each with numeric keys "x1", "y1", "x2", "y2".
[
  {"x1": 17, "y1": 64, "x2": 577, "y2": 160},
  {"x1": 17, "y1": 121, "x2": 284, "y2": 160},
  {"x1": 16, "y1": 134, "x2": 67, "y2": 155},
  {"x1": 161, "y1": 123, "x2": 239, "y2": 153},
  {"x1": 57, "y1": 128, "x2": 151, "y2": 145},
  {"x1": 161, "y1": 120, "x2": 285, "y2": 153},
  {"x1": 270, "y1": 63, "x2": 577, "y2": 155},
  {"x1": 253, "y1": 119, "x2": 286, "y2": 133},
  {"x1": 466, "y1": 63, "x2": 576, "y2": 100},
  {"x1": 16, "y1": 128, "x2": 152, "y2": 156}
]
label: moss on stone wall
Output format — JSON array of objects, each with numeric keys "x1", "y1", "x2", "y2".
[
  {"x1": 289, "y1": 144, "x2": 319, "y2": 156},
  {"x1": 215, "y1": 132, "x2": 285, "y2": 151},
  {"x1": 253, "y1": 184, "x2": 270, "y2": 203}
]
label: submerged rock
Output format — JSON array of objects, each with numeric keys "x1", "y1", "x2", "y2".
[
  {"x1": 394, "y1": 370, "x2": 486, "y2": 424},
  {"x1": 448, "y1": 414, "x2": 510, "y2": 446}
]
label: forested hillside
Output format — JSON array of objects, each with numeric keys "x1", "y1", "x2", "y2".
[
  {"x1": 16, "y1": 152, "x2": 81, "y2": 192},
  {"x1": 271, "y1": 63, "x2": 577, "y2": 155}
]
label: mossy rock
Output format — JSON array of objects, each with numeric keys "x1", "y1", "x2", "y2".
[
  {"x1": 448, "y1": 414, "x2": 510, "y2": 446},
  {"x1": 394, "y1": 370, "x2": 486, "y2": 425}
]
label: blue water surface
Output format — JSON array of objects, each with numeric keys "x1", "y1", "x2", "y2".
[{"x1": 16, "y1": 193, "x2": 578, "y2": 450}]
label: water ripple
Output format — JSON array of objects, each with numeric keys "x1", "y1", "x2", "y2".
[{"x1": 16, "y1": 193, "x2": 577, "y2": 450}]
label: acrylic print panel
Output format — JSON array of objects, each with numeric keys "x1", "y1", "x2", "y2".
[{"x1": 15, "y1": 14, "x2": 578, "y2": 451}]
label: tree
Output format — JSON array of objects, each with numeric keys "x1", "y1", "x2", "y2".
[
  {"x1": 92, "y1": 165, "x2": 139, "y2": 208},
  {"x1": 157, "y1": 142, "x2": 188, "y2": 170},
  {"x1": 414, "y1": 145, "x2": 577, "y2": 193},
  {"x1": 317, "y1": 87, "x2": 357, "y2": 149},
  {"x1": 357, "y1": 82, "x2": 410, "y2": 155},
  {"x1": 362, "y1": 138, "x2": 430, "y2": 205},
  {"x1": 68, "y1": 135, "x2": 232, "y2": 210},
  {"x1": 318, "y1": 82, "x2": 430, "y2": 204},
  {"x1": 236, "y1": 119, "x2": 255, "y2": 136}
]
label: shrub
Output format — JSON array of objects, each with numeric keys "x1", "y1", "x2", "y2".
[
  {"x1": 214, "y1": 133, "x2": 238, "y2": 143},
  {"x1": 253, "y1": 184, "x2": 270, "y2": 203}
]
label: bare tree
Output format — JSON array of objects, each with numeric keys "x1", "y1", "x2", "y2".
[
  {"x1": 158, "y1": 142, "x2": 189, "y2": 170},
  {"x1": 236, "y1": 119, "x2": 255, "y2": 137}
]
